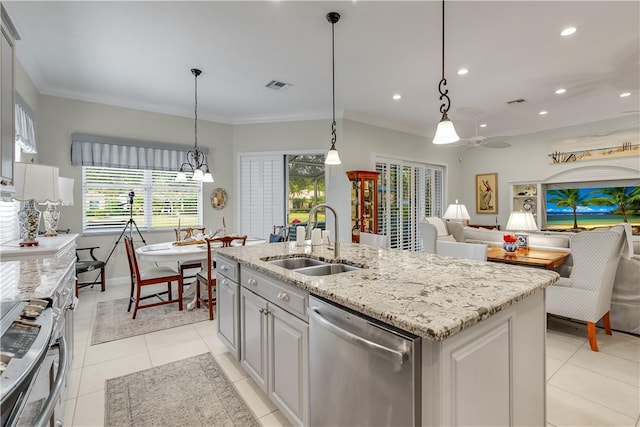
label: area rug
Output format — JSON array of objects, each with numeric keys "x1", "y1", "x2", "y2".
[
  {"x1": 92, "y1": 297, "x2": 210, "y2": 345},
  {"x1": 104, "y1": 353, "x2": 260, "y2": 427}
]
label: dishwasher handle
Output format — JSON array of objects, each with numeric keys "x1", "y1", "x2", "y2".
[{"x1": 309, "y1": 306, "x2": 408, "y2": 366}]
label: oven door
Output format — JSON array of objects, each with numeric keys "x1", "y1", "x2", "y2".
[{"x1": 8, "y1": 337, "x2": 69, "y2": 427}]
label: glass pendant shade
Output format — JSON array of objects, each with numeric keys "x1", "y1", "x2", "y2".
[
  {"x1": 432, "y1": 113, "x2": 460, "y2": 145},
  {"x1": 176, "y1": 171, "x2": 187, "y2": 181},
  {"x1": 192, "y1": 168, "x2": 204, "y2": 181},
  {"x1": 202, "y1": 171, "x2": 214, "y2": 182},
  {"x1": 325, "y1": 147, "x2": 342, "y2": 165}
]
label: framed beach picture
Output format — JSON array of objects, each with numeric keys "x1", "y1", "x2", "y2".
[{"x1": 476, "y1": 173, "x2": 498, "y2": 214}]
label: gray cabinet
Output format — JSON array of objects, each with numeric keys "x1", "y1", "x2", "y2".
[
  {"x1": 0, "y1": 5, "x2": 17, "y2": 192},
  {"x1": 216, "y1": 255, "x2": 241, "y2": 359},
  {"x1": 240, "y1": 265, "x2": 309, "y2": 427}
]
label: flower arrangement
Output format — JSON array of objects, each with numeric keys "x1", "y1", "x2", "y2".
[{"x1": 503, "y1": 234, "x2": 517, "y2": 243}]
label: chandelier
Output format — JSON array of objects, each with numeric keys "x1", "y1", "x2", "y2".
[
  {"x1": 324, "y1": 11, "x2": 342, "y2": 165},
  {"x1": 177, "y1": 68, "x2": 214, "y2": 182},
  {"x1": 432, "y1": 0, "x2": 460, "y2": 145}
]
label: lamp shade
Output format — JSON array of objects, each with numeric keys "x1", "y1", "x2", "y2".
[
  {"x1": 325, "y1": 148, "x2": 342, "y2": 165},
  {"x1": 506, "y1": 211, "x2": 537, "y2": 231},
  {"x1": 442, "y1": 199, "x2": 470, "y2": 221},
  {"x1": 432, "y1": 114, "x2": 460, "y2": 145},
  {"x1": 14, "y1": 163, "x2": 60, "y2": 203},
  {"x1": 58, "y1": 177, "x2": 75, "y2": 206}
]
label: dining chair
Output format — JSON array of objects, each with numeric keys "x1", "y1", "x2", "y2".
[
  {"x1": 196, "y1": 235, "x2": 247, "y2": 320},
  {"x1": 75, "y1": 246, "x2": 106, "y2": 297},
  {"x1": 174, "y1": 227, "x2": 207, "y2": 281},
  {"x1": 546, "y1": 225, "x2": 625, "y2": 351},
  {"x1": 436, "y1": 240, "x2": 488, "y2": 261},
  {"x1": 123, "y1": 236, "x2": 184, "y2": 319}
]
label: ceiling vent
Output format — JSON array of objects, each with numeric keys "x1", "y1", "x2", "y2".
[
  {"x1": 507, "y1": 98, "x2": 527, "y2": 105},
  {"x1": 265, "y1": 80, "x2": 293, "y2": 91}
]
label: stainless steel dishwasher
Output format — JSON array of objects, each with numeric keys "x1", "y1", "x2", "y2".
[{"x1": 309, "y1": 296, "x2": 421, "y2": 427}]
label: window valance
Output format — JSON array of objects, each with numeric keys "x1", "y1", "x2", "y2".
[{"x1": 70, "y1": 133, "x2": 208, "y2": 171}]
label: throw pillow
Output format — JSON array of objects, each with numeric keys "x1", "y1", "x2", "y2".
[{"x1": 425, "y1": 217, "x2": 448, "y2": 237}]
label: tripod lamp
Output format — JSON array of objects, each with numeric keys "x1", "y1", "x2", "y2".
[
  {"x1": 41, "y1": 177, "x2": 74, "y2": 236},
  {"x1": 13, "y1": 163, "x2": 60, "y2": 246}
]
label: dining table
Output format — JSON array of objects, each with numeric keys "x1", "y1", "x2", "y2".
[{"x1": 135, "y1": 237, "x2": 266, "y2": 309}]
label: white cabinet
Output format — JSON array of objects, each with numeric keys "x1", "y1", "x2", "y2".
[
  {"x1": 240, "y1": 286, "x2": 268, "y2": 389},
  {"x1": 240, "y1": 265, "x2": 309, "y2": 427},
  {"x1": 421, "y1": 290, "x2": 546, "y2": 426},
  {"x1": 0, "y1": 5, "x2": 17, "y2": 192},
  {"x1": 216, "y1": 256, "x2": 241, "y2": 360},
  {"x1": 268, "y1": 303, "x2": 308, "y2": 427}
]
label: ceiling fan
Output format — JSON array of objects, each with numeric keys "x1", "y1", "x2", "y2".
[{"x1": 455, "y1": 125, "x2": 512, "y2": 149}]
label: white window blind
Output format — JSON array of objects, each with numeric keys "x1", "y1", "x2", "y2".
[
  {"x1": 0, "y1": 200, "x2": 19, "y2": 243},
  {"x1": 376, "y1": 157, "x2": 445, "y2": 250},
  {"x1": 82, "y1": 166, "x2": 202, "y2": 233},
  {"x1": 239, "y1": 154, "x2": 285, "y2": 239}
]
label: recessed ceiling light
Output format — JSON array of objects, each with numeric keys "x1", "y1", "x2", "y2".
[
  {"x1": 392, "y1": 94, "x2": 402, "y2": 100},
  {"x1": 560, "y1": 27, "x2": 576, "y2": 37},
  {"x1": 620, "y1": 92, "x2": 631, "y2": 98},
  {"x1": 457, "y1": 68, "x2": 468, "y2": 75},
  {"x1": 479, "y1": 124, "x2": 487, "y2": 128},
  {"x1": 555, "y1": 88, "x2": 566, "y2": 94},
  {"x1": 539, "y1": 111, "x2": 548, "y2": 115}
]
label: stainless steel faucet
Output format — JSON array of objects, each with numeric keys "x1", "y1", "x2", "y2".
[{"x1": 305, "y1": 203, "x2": 339, "y2": 259}]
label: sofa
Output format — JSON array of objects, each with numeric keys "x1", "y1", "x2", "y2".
[{"x1": 461, "y1": 225, "x2": 640, "y2": 335}]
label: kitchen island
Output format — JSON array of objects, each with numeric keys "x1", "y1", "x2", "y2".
[{"x1": 216, "y1": 241, "x2": 559, "y2": 426}]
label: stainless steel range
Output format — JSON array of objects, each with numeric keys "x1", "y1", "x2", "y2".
[{"x1": 0, "y1": 235, "x2": 77, "y2": 427}]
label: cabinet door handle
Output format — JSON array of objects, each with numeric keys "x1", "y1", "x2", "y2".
[
  {"x1": 277, "y1": 291, "x2": 289, "y2": 301},
  {"x1": 220, "y1": 265, "x2": 229, "y2": 271},
  {"x1": 222, "y1": 279, "x2": 228, "y2": 286},
  {"x1": 247, "y1": 278, "x2": 257, "y2": 286},
  {"x1": 259, "y1": 308, "x2": 264, "y2": 314}
]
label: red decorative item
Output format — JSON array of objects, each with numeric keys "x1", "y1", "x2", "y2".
[{"x1": 503, "y1": 234, "x2": 517, "y2": 243}]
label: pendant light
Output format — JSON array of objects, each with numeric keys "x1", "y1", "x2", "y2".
[
  {"x1": 177, "y1": 68, "x2": 214, "y2": 182},
  {"x1": 432, "y1": 0, "x2": 460, "y2": 145},
  {"x1": 324, "y1": 12, "x2": 342, "y2": 165}
]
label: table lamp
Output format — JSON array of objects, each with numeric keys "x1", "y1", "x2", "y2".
[
  {"x1": 41, "y1": 176, "x2": 74, "y2": 236},
  {"x1": 13, "y1": 163, "x2": 60, "y2": 246},
  {"x1": 506, "y1": 211, "x2": 537, "y2": 253},
  {"x1": 442, "y1": 199, "x2": 471, "y2": 224}
]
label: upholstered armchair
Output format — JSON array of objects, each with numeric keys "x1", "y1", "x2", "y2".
[{"x1": 546, "y1": 226, "x2": 626, "y2": 351}]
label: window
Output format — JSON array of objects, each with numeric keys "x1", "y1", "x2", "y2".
[
  {"x1": 14, "y1": 93, "x2": 37, "y2": 162},
  {"x1": 376, "y1": 157, "x2": 445, "y2": 251},
  {"x1": 82, "y1": 166, "x2": 202, "y2": 233}
]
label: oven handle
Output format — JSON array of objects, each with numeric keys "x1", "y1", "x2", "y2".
[{"x1": 33, "y1": 336, "x2": 68, "y2": 427}]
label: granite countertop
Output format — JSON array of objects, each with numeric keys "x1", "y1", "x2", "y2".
[
  {"x1": 218, "y1": 242, "x2": 559, "y2": 341},
  {"x1": 0, "y1": 253, "x2": 76, "y2": 303}
]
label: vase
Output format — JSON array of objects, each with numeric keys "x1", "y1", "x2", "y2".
[{"x1": 503, "y1": 241, "x2": 519, "y2": 254}]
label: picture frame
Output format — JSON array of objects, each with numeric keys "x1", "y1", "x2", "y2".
[{"x1": 476, "y1": 173, "x2": 498, "y2": 214}]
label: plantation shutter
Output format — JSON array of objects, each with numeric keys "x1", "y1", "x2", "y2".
[
  {"x1": 239, "y1": 154, "x2": 285, "y2": 239},
  {"x1": 376, "y1": 157, "x2": 445, "y2": 250}
]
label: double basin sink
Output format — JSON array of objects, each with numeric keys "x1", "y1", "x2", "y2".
[{"x1": 264, "y1": 256, "x2": 361, "y2": 276}]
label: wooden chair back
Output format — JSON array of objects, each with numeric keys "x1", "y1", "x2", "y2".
[
  {"x1": 202, "y1": 235, "x2": 247, "y2": 282},
  {"x1": 123, "y1": 236, "x2": 141, "y2": 283},
  {"x1": 174, "y1": 227, "x2": 206, "y2": 241}
]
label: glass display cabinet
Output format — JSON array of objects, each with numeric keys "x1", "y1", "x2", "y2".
[{"x1": 347, "y1": 170, "x2": 379, "y2": 243}]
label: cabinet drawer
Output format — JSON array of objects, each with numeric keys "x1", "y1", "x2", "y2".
[
  {"x1": 241, "y1": 266, "x2": 307, "y2": 320},
  {"x1": 216, "y1": 255, "x2": 239, "y2": 282}
]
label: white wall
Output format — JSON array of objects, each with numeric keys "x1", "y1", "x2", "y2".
[
  {"x1": 458, "y1": 116, "x2": 640, "y2": 228},
  {"x1": 34, "y1": 95, "x2": 233, "y2": 279}
]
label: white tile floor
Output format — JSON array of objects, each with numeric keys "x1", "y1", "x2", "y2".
[{"x1": 67, "y1": 284, "x2": 640, "y2": 427}]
